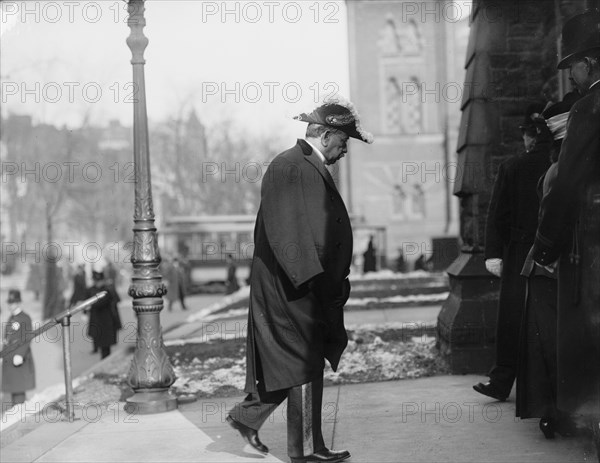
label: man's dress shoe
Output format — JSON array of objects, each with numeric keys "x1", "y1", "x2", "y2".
[
  {"x1": 290, "y1": 448, "x2": 351, "y2": 463},
  {"x1": 472, "y1": 381, "x2": 509, "y2": 401},
  {"x1": 226, "y1": 415, "x2": 269, "y2": 454},
  {"x1": 539, "y1": 418, "x2": 555, "y2": 439}
]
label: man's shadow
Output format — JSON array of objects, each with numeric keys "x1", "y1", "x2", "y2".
[{"x1": 179, "y1": 396, "x2": 288, "y2": 461}]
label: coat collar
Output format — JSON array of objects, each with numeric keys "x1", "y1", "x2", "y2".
[
  {"x1": 297, "y1": 139, "x2": 340, "y2": 195},
  {"x1": 589, "y1": 79, "x2": 600, "y2": 93}
]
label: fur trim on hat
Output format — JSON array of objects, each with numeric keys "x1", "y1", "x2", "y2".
[{"x1": 323, "y1": 95, "x2": 374, "y2": 144}]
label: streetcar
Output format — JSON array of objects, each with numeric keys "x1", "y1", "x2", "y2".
[{"x1": 161, "y1": 215, "x2": 255, "y2": 293}]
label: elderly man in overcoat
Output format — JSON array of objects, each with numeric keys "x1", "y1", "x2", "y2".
[
  {"x1": 474, "y1": 104, "x2": 551, "y2": 402},
  {"x1": 532, "y1": 9, "x2": 600, "y2": 438},
  {"x1": 516, "y1": 93, "x2": 581, "y2": 438},
  {"x1": 227, "y1": 97, "x2": 372, "y2": 463}
]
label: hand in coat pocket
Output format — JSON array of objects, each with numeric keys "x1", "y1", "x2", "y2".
[
  {"x1": 309, "y1": 275, "x2": 351, "y2": 309},
  {"x1": 331, "y1": 278, "x2": 351, "y2": 310}
]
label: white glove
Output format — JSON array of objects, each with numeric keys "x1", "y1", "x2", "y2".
[
  {"x1": 13, "y1": 354, "x2": 24, "y2": 367},
  {"x1": 485, "y1": 258, "x2": 503, "y2": 277}
]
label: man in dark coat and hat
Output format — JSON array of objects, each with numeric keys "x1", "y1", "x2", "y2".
[
  {"x1": 517, "y1": 93, "x2": 580, "y2": 438},
  {"x1": 87, "y1": 270, "x2": 122, "y2": 359},
  {"x1": 1, "y1": 289, "x2": 35, "y2": 405},
  {"x1": 532, "y1": 9, "x2": 600, "y2": 435},
  {"x1": 474, "y1": 103, "x2": 552, "y2": 401},
  {"x1": 226, "y1": 96, "x2": 373, "y2": 463}
]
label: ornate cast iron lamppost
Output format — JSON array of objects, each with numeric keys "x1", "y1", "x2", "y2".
[{"x1": 124, "y1": 0, "x2": 177, "y2": 414}]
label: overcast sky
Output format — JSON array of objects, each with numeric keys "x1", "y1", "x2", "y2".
[{"x1": 1, "y1": 1, "x2": 350, "y2": 137}]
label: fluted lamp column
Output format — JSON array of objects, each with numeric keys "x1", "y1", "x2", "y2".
[{"x1": 124, "y1": 0, "x2": 177, "y2": 414}]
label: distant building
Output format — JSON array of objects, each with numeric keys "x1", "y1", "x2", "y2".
[
  {"x1": 99, "y1": 119, "x2": 130, "y2": 152},
  {"x1": 343, "y1": 0, "x2": 469, "y2": 267}
]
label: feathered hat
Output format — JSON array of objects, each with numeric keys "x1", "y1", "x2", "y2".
[{"x1": 294, "y1": 95, "x2": 374, "y2": 144}]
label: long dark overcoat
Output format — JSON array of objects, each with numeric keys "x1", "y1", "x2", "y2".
[
  {"x1": 244, "y1": 139, "x2": 352, "y2": 393},
  {"x1": 533, "y1": 82, "x2": 600, "y2": 416},
  {"x1": 2, "y1": 311, "x2": 35, "y2": 393},
  {"x1": 87, "y1": 284, "x2": 122, "y2": 348},
  {"x1": 517, "y1": 164, "x2": 559, "y2": 419},
  {"x1": 485, "y1": 142, "x2": 551, "y2": 372}
]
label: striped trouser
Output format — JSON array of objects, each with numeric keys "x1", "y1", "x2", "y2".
[{"x1": 229, "y1": 376, "x2": 325, "y2": 458}]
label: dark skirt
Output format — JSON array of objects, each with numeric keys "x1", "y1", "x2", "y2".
[{"x1": 516, "y1": 275, "x2": 558, "y2": 418}]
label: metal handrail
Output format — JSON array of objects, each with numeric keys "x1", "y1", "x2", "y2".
[
  {"x1": 1, "y1": 292, "x2": 107, "y2": 358},
  {"x1": 1, "y1": 291, "x2": 108, "y2": 421}
]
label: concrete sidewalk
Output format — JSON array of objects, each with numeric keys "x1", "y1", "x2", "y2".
[
  {"x1": 0, "y1": 282, "x2": 595, "y2": 463},
  {"x1": 0, "y1": 375, "x2": 594, "y2": 463}
]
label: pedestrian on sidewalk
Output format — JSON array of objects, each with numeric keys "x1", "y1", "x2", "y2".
[
  {"x1": 517, "y1": 94, "x2": 580, "y2": 439},
  {"x1": 395, "y1": 248, "x2": 407, "y2": 273},
  {"x1": 25, "y1": 262, "x2": 43, "y2": 301},
  {"x1": 227, "y1": 97, "x2": 372, "y2": 463},
  {"x1": 474, "y1": 102, "x2": 552, "y2": 402},
  {"x1": 164, "y1": 256, "x2": 188, "y2": 311},
  {"x1": 225, "y1": 254, "x2": 239, "y2": 295},
  {"x1": 69, "y1": 263, "x2": 88, "y2": 308},
  {"x1": 362, "y1": 235, "x2": 377, "y2": 273},
  {"x1": 87, "y1": 271, "x2": 122, "y2": 360},
  {"x1": 42, "y1": 247, "x2": 67, "y2": 321},
  {"x1": 1, "y1": 289, "x2": 35, "y2": 406}
]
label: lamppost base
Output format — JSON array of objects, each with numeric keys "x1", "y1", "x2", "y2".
[{"x1": 124, "y1": 390, "x2": 178, "y2": 415}]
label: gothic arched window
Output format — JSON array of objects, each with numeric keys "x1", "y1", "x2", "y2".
[
  {"x1": 401, "y1": 76, "x2": 422, "y2": 134},
  {"x1": 386, "y1": 78, "x2": 402, "y2": 134}
]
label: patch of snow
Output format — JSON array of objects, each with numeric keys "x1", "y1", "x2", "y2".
[{"x1": 172, "y1": 358, "x2": 246, "y2": 395}]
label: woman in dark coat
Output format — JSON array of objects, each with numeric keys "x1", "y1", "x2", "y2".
[
  {"x1": 87, "y1": 271, "x2": 122, "y2": 359},
  {"x1": 517, "y1": 95, "x2": 579, "y2": 438},
  {"x1": 475, "y1": 105, "x2": 552, "y2": 401}
]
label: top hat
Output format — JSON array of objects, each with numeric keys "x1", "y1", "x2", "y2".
[
  {"x1": 557, "y1": 10, "x2": 600, "y2": 69},
  {"x1": 294, "y1": 96, "x2": 374, "y2": 144},
  {"x1": 519, "y1": 103, "x2": 546, "y2": 132},
  {"x1": 7, "y1": 289, "x2": 22, "y2": 304}
]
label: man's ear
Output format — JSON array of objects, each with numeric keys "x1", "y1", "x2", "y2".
[
  {"x1": 583, "y1": 57, "x2": 599, "y2": 73},
  {"x1": 320, "y1": 130, "x2": 331, "y2": 147}
]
